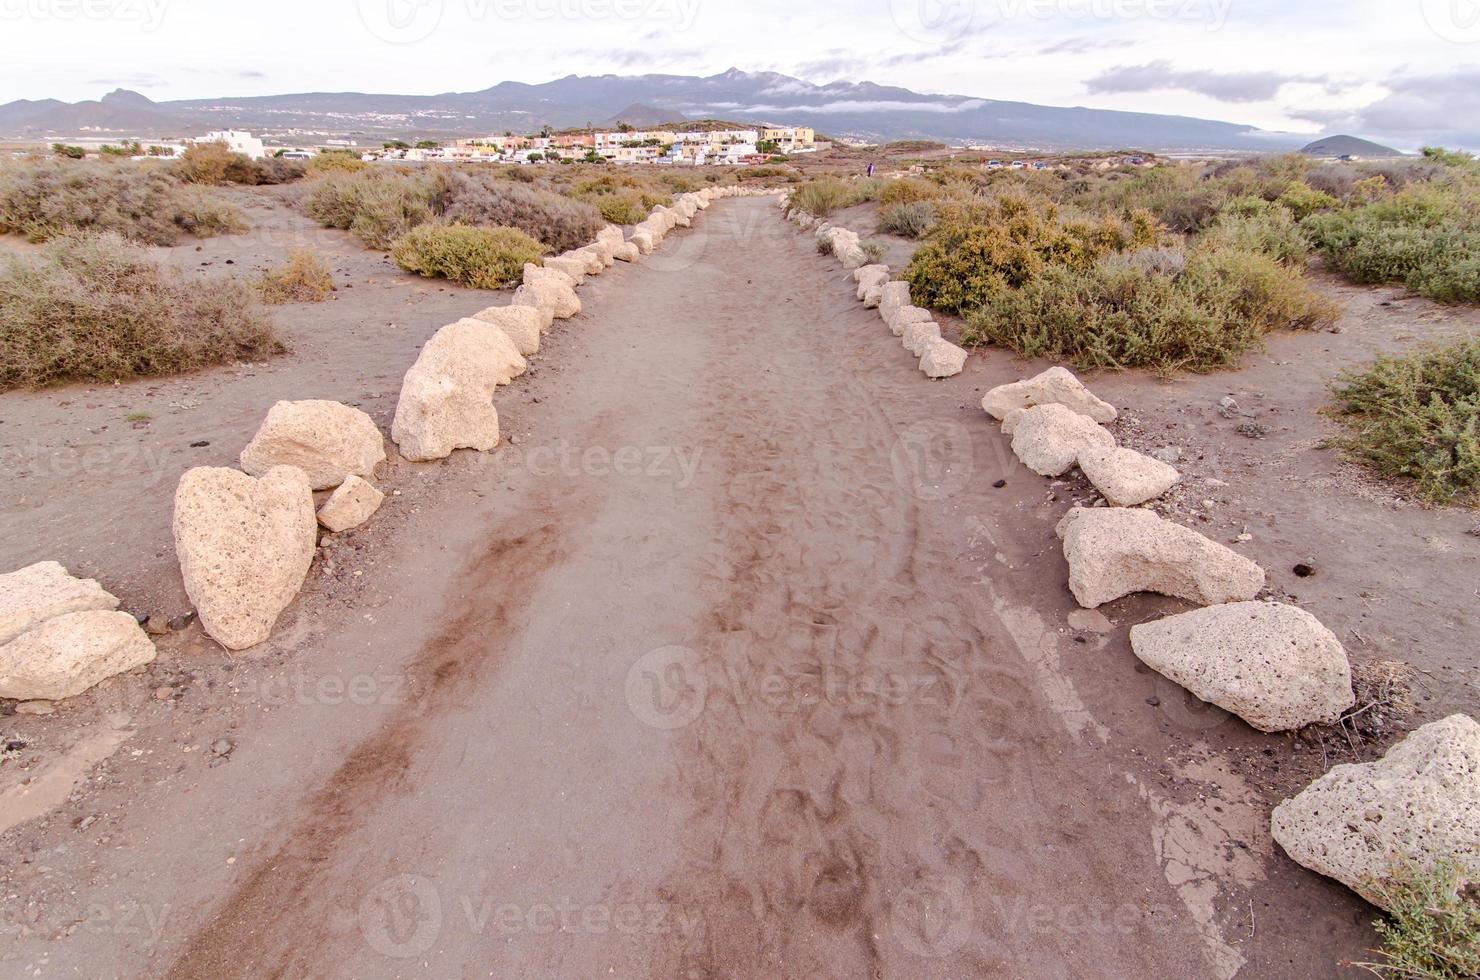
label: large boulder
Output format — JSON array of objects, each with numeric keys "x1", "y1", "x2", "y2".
[
  {"x1": 239, "y1": 400, "x2": 385, "y2": 491},
  {"x1": 1008, "y1": 403, "x2": 1115, "y2": 476},
  {"x1": 392, "y1": 319, "x2": 520, "y2": 462},
  {"x1": 1130, "y1": 601, "x2": 1354, "y2": 731},
  {"x1": 982, "y1": 366, "x2": 1117, "y2": 423},
  {"x1": 583, "y1": 240, "x2": 616, "y2": 267},
  {"x1": 596, "y1": 225, "x2": 625, "y2": 248},
  {"x1": 317, "y1": 475, "x2": 385, "y2": 533},
  {"x1": 512, "y1": 279, "x2": 580, "y2": 321},
  {"x1": 1078, "y1": 446, "x2": 1179, "y2": 506},
  {"x1": 629, "y1": 230, "x2": 656, "y2": 255},
  {"x1": 564, "y1": 248, "x2": 604, "y2": 274},
  {"x1": 0, "y1": 610, "x2": 156, "y2": 701},
  {"x1": 0, "y1": 561, "x2": 119, "y2": 646},
  {"x1": 919, "y1": 339, "x2": 968, "y2": 379},
  {"x1": 611, "y1": 241, "x2": 639, "y2": 262},
  {"x1": 473, "y1": 304, "x2": 544, "y2": 354},
  {"x1": 902, "y1": 319, "x2": 942, "y2": 357},
  {"x1": 887, "y1": 305, "x2": 933, "y2": 337},
  {"x1": 879, "y1": 282, "x2": 911, "y2": 322},
  {"x1": 173, "y1": 465, "x2": 316, "y2": 650},
  {"x1": 1271, "y1": 715, "x2": 1480, "y2": 911},
  {"x1": 1056, "y1": 507, "x2": 1265, "y2": 608}
]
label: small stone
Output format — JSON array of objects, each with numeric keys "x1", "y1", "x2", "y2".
[
  {"x1": 992, "y1": 479, "x2": 1007, "y2": 489},
  {"x1": 1145, "y1": 696, "x2": 1161, "y2": 707},
  {"x1": 167, "y1": 611, "x2": 197, "y2": 632},
  {"x1": 1150, "y1": 446, "x2": 1181, "y2": 464},
  {"x1": 1237, "y1": 422, "x2": 1270, "y2": 439},
  {"x1": 190, "y1": 440, "x2": 210, "y2": 448},
  {"x1": 1293, "y1": 562, "x2": 1316, "y2": 578},
  {"x1": 211, "y1": 739, "x2": 233, "y2": 757},
  {"x1": 1217, "y1": 396, "x2": 1239, "y2": 418},
  {"x1": 153, "y1": 686, "x2": 177, "y2": 700},
  {"x1": 16, "y1": 701, "x2": 56, "y2": 716},
  {"x1": 144, "y1": 615, "x2": 171, "y2": 636}
]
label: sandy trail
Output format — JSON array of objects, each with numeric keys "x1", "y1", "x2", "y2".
[{"x1": 5, "y1": 199, "x2": 1373, "y2": 978}]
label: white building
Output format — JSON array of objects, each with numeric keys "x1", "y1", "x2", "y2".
[{"x1": 200, "y1": 130, "x2": 266, "y2": 160}]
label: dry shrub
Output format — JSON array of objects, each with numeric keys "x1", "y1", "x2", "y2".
[
  {"x1": 0, "y1": 158, "x2": 247, "y2": 245},
  {"x1": 391, "y1": 223, "x2": 545, "y2": 289},
  {"x1": 0, "y1": 232, "x2": 280, "y2": 390},
  {"x1": 305, "y1": 170, "x2": 439, "y2": 249},
  {"x1": 306, "y1": 151, "x2": 368, "y2": 175},
  {"x1": 877, "y1": 200, "x2": 935, "y2": 238},
  {"x1": 255, "y1": 249, "x2": 334, "y2": 303},
  {"x1": 1357, "y1": 859, "x2": 1480, "y2": 980},
  {"x1": 443, "y1": 170, "x2": 605, "y2": 249},
  {"x1": 879, "y1": 177, "x2": 941, "y2": 207}
]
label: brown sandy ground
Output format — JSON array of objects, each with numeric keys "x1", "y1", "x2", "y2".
[{"x1": 0, "y1": 193, "x2": 1473, "y2": 978}]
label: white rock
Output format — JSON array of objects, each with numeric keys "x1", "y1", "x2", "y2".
[
  {"x1": 563, "y1": 248, "x2": 604, "y2": 274},
  {"x1": 512, "y1": 279, "x2": 581, "y2": 321},
  {"x1": 919, "y1": 338, "x2": 967, "y2": 379},
  {"x1": 887, "y1": 305, "x2": 933, "y2": 337},
  {"x1": 863, "y1": 281, "x2": 886, "y2": 308},
  {"x1": 879, "y1": 282, "x2": 911, "y2": 322},
  {"x1": 0, "y1": 610, "x2": 155, "y2": 701},
  {"x1": 541, "y1": 255, "x2": 587, "y2": 286},
  {"x1": 853, "y1": 263, "x2": 888, "y2": 284},
  {"x1": 0, "y1": 561, "x2": 119, "y2": 647},
  {"x1": 596, "y1": 225, "x2": 624, "y2": 248},
  {"x1": 239, "y1": 400, "x2": 385, "y2": 491},
  {"x1": 392, "y1": 318, "x2": 522, "y2": 462},
  {"x1": 317, "y1": 475, "x2": 385, "y2": 533},
  {"x1": 630, "y1": 231, "x2": 656, "y2": 254},
  {"x1": 982, "y1": 366, "x2": 1117, "y2": 423},
  {"x1": 473, "y1": 304, "x2": 544, "y2": 354},
  {"x1": 1009, "y1": 403, "x2": 1115, "y2": 476},
  {"x1": 583, "y1": 240, "x2": 616, "y2": 267},
  {"x1": 1078, "y1": 446, "x2": 1179, "y2": 506},
  {"x1": 523, "y1": 263, "x2": 575, "y2": 289},
  {"x1": 611, "y1": 241, "x2": 639, "y2": 262},
  {"x1": 902, "y1": 319, "x2": 942, "y2": 357},
  {"x1": 173, "y1": 465, "x2": 316, "y2": 650},
  {"x1": 1272, "y1": 715, "x2": 1480, "y2": 911},
  {"x1": 1130, "y1": 601, "x2": 1354, "y2": 731},
  {"x1": 1056, "y1": 507, "x2": 1265, "y2": 608}
]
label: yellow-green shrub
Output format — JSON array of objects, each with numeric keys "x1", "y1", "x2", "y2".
[
  {"x1": 254, "y1": 249, "x2": 334, "y2": 303},
  {"x1": 391, "y1": 223, "x2": 545, "y2": 289}
]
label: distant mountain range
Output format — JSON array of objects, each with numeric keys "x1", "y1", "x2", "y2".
[{"x1": 0, "y1": 69, "x2": 1310, "y2": 152}]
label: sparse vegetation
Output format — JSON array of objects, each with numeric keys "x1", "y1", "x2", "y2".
[
  {"x1": 305, "y1": 150, "x2": 368, "y2": 175},
  {"x1": 254, "y1": 249, "x2": 335, "y2": 304},
  {"x1": 445, "y1": 170, "x2": 606, "y2": 249},
  {"x1": 305, "y1": 169, "x2": 439, "y2": 249},
  {"x1": 783, "y1": 177, "x2": 885, "y2": 219},
  {"x1": 1329, "y1": 337, "x2": 1480, "y2": 504},
  {"x1": 1355, "y1": 859, "x2": 1480, "y2": 980},
  {"x1": 172, "y1": 142, "x2": 304, "y2": 185},
  {"x1": 860, "y1": 239, "x2": 887, "y2": 263},
  {"x1": 390, "y1": 223, "x2": 545, "y2": 289},
  {"x1": 0, "y1": 159, "x2": 247, "y2": 245},
  {"x1": 0, "y1": 232, "x2": 279, "y2": 390}
]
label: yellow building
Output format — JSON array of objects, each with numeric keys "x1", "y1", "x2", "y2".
[{"x1": 761, "y1": 127, "x2": 815, "y2": 150}]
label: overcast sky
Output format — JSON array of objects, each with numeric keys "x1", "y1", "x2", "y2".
[{"x1": 1, "y1": 0, "x2": 1477, "y2": 148}]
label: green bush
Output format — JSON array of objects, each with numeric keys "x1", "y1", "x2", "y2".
[
  {"x1": 783, "y1": 177, "x2": 884, "y2": 218},
  {"x1": 1357, "y1": 859, "x2": 1480, "y2": 979},
  {"x1": 0, "y1": 159, "x2": 247, "y2": 245},
  {"x1": 1200, "y1": 205, "x2": 1309, "y2": 265},
  {"x1": 879, "y1": 177, "x2": 940, "y2": 207},
  {"x1": 1303, "y1": 185, "x2": 1480, "y2": 303},
  {"x1": 877, "y1": 200, "x2": 935, "y2": 238},
  {"x1": 0, "y1": 232, "x2": 280, "y2": 390},
  {"x1": 902, "y1": 196, "x2": 1157, "y2": 315},
  {"x1": 964, "y1": 244, "x2": 1336, "y2": 374},
  {"x1": 391, "y1": 223, "x2": 545, "y2": 289},
  {"x1": 1329, "y1": 336, "x2": 1480, "y2": 503},
  {"x1": 254, "y1": 249, "x2": 334, "y2": 304},
  {"x1": 305, "y1": 170, "x2": 439, "y2": 249}
]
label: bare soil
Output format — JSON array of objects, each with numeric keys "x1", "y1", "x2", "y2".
[{"x1": 0, "y1": 192, "x2": 1476, "y2": 978}]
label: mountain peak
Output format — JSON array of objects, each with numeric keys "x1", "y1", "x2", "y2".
[{"x1": 101, "y1": 88, "x2": 154, "y2": 107}]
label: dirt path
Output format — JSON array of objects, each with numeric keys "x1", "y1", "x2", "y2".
[{"x1": 3, "y1": 199, "x2": 1378, "y2": 978}]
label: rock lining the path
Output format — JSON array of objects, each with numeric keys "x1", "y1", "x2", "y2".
[
  {"x1": 0, "y1": 561, "x2": 120, "y2": 647},
  {"x1": 239, "y1": 399, "x2": 385, "y2": 491},
  {"x1": 1131, "y1": 601, "x2": 1354, "y2": 731},
  {"x1": 983, "y1": 366, "x2": 1117, "y2": 423},
  {"x1": 0, "y1": 609, "x2": 156, "y2": 701},
  {"x1": 317, "y1": 475, "x2": 385, "y2": 533},
  {"x1": 1078, "y1": 446, "x2": 1179, "y2": 506},
  {"x1": 1008, "y1": 403, "x2": 1116, "y2": 477}
]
